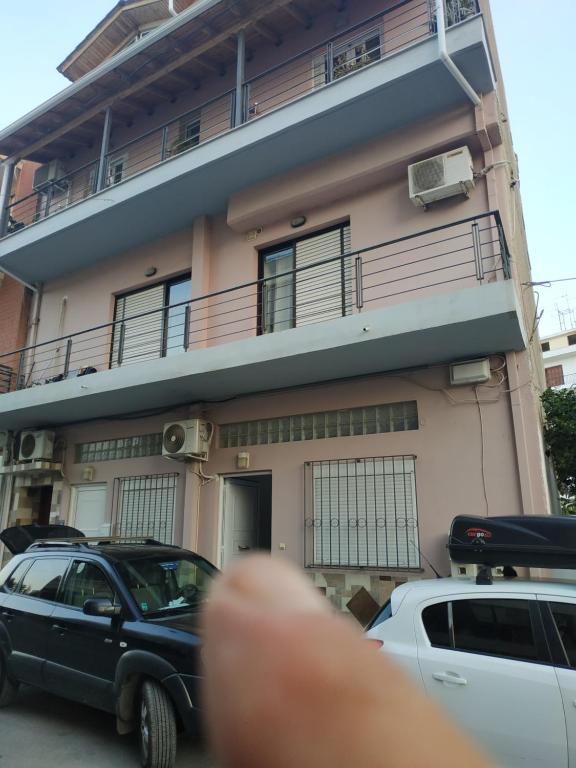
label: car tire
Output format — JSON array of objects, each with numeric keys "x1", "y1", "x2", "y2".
[
  {"x1": 139, "y1": 680, "x2": 177, "y2": 768},
  {"x1": 0, "y1": 652, "x2": 18, "y2": 708}
]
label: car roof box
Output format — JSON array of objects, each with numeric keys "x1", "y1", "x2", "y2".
[
  {"x1": 0, "y1": 524, "x2": 85, "y2": 554},
  {"x1": 449, "y1": 515, "x2": 576, "y2": 569}
]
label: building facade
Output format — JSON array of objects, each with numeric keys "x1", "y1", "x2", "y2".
[
  {"x1": 542, "y1": 329, "x2": 576, "y2": 389},
  {"x1": 0, "y1": 0, "x2": 551, "y2": 608}
]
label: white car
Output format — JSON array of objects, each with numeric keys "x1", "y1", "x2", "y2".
[{"x1": 366, "y1": 576, "x2": 576, "y2": 767}]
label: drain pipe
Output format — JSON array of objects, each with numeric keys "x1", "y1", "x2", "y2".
[
  {"x1": 168, "y1": 0, "x2": 177, "y2": 16},
  {"x1": 436, "y1": 0, "x2": 481, "y2": 106}
]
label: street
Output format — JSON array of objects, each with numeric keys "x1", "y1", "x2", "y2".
[{"x1": 0, "y1": 687, "x2": 215, "y2": 767}]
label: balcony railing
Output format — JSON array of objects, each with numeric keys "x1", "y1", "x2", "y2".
[
  {"x1": 0, "y1": 211, "x2": 510, "y2": 396},
  {"x1": 4, "y1": 0, "x2": 480, "y2": 235}
]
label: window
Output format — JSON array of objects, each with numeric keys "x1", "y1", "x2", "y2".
[
  {"x1": 304, "y1": 456, "x2": 419, "y2": 570},
  {"x1": 171, "y1": 117, "x2": 201, "y2": 156},
  {"x1": 423, "y1": 599, "x2": 541, "y2": 663},
  {"x1": 368, "y1": 599, "x2": 392, "y2": 629},
  {"x1": 423, "y1": 602, "x2": 451, "y2": 648},
  {"x1": 550, "y1": 602, "x2": 576, "y2": 668},
  {"x1": 112, "y1": 473, "x2": 178, "y2": 545},
  {"x1": 261, "y1": 224, "x2": 351, "y2": 334},
  {"x1": 568, "y1": 334, "x2": 576, "y2": 346},
  {"x1": 111, "y1": 274, "x2": 191, "y2": 367},
  {"x1": 15, "y1": 558, "x2": 69, "y2": 602},
  {"x1": 2, "y1": 560, "x2": 32, "y2": 593},
  {"x1": 61, "y1": 561, "x2": 116, "y2": 609},
  {"x1": 220, "y1": 402, "x2": 418, "y2": 448},
  {"x1": 452, "y1": 599, "x2": 539, "y2": 662},
  {"x1": 107, "y1": 155, "x2": 126, "y2": 186},
  {"x1": 75, "y1": 433, "x2": 162, "y2": 463},
  {"x1": 545, "y1": 365, "x2": 564, "y2": 388},
  {"x1": 541, "y1": 342, "x2": 550, "y2": 352}
]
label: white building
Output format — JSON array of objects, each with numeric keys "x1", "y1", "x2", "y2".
[{"x1": 542, "y1": 330, "x2": 576, "y2": 388}]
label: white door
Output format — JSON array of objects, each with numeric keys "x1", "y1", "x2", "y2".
[
  {"x1": 222, "y1": 479, "x2": 262, "y2": 567},
  {"x1": 416, "y1": 595, "x2": 567, "y2": 768},
  {"x1": 71, "y1": 484, "x2": 109, "y2": 537},
  {"x1": 542, "y1": 597, "x2": 576, "y2": 768}
]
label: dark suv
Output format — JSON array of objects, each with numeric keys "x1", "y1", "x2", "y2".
[{"x1": 0, "y1": 525, "x2": 218, "y2": 768}]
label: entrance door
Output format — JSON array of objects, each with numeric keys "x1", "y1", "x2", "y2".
[
  {"x1": 71, "y1": 484, "x2": 108, "y2": 537},
  {"x1": 222, "y1": 476, "x2": 271, "y2": 567}
]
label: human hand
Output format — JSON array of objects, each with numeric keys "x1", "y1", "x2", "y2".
[{"x1": 203, "y1": 556, "x2": 492, "y2": 768}]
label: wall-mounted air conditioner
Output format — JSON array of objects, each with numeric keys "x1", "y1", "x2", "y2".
[
  {"x1": 408, "y1": 146, "x2": 474, "y2": 207},
  {"x1": 162, "y1": 420, "x2": 211, "y2": 461},
  {"x1": 33, "y1": 160, "x2": 68, "y2": 192},
  {"x1": 449, "y1": 358, "x2": 491, "y2": 386},
  {"x1": 18, "y1": 430, "x2": 55, "y2": 462}
]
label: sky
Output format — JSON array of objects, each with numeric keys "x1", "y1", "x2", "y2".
[{"x1": 1, "y1": 1, "x2": 575, "y2": 336}]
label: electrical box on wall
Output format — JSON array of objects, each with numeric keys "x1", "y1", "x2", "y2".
[{"x1": 449, "y1": 359, "x2": 491, "y2": 386}]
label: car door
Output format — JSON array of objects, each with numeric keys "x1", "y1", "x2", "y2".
[
  {"x1": 416, "y1": 594, "x2": 567, "y2": 768},
  {"x1": 44, "y1": 559, "x2": 124, "y2": 712},
  {"x1": 2, "y1": 557, "x2": 69, "y2": 686},
  {"x1": 540, "y1": 597, "x2": 576, "y2": 768}
]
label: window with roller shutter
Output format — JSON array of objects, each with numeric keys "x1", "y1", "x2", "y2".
[
  {"x1": 110, "y1": 275, "x2": 191, "y2": 368},
  {"x1": 260, "y1": 224, "x2": 351, "y2": 334},
  {"x1": 304, "y1": 456, "x2": 420, "y2": 570}
]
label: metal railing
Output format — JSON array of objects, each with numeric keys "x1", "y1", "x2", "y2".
[
  {"x1": 4, "y1": 0, "x2": 480, "y2": 235},
  {"x1": 0, "y1": 211, "x2": 510, "y2": 395}
]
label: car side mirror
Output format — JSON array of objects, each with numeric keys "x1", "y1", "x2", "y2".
[{"x1": 83, "y1": 598, "x2": 122, "y2": 617}]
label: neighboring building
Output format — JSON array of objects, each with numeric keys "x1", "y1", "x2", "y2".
[
  {"x1": 541, "y1": 329, "x2": 576, "y2": 389},
  {"x1": 0, "y1": 0, "x2": 551, "y2": 607}
]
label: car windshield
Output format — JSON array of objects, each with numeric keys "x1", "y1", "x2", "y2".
[{"x1": 116, "y1": 554, "x2": 217, "y2": 617}]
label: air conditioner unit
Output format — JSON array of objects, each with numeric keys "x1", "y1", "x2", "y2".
[
  {"x1": 18, "y1": 430, "x2": 55, "y2": 462},
  {"x1": 408, "y1": 146, "x2": 474, "y2": 207},
  {"x1": 33, "y1": 160, "x2": 68, "y2": 192},
  {"x1": 162, "y1": 420, "x2": 211, "y2": 461}
]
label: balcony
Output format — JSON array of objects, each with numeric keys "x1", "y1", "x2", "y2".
[
  {"x1": 0, "y1": 0, "x2": 495, "y2": 284},
  {"x1": 0, "y1": 212, "x2": 525, "y2": 430}
]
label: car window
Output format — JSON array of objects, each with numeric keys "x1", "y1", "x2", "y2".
[
  {"x1": 452, "y1": 599, "x2": 539, "y2": 662},
  {"x1": 422, "y1": 602, "x2": 451, "y2": 648},
  {"x1": 15, "y1": 558, "x2": 69, "y2": 602},
  {"x1": 550, "y1": 602, "x2": 576, "y2": 667},
  {"x1": 60, "y1": 561, "x2": 116, "y2": 609},
  {"x1": 2, "y1": 560, "x2": 32, "y2": 593},
  {"x1": 368, "y1": 599, "x2": 392, "y2": 629}
]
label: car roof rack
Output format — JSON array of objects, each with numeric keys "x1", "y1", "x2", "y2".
[
  {"x1": 26, "y1": 536, "x2": 169, "y2": 551},
  {"x1": 449, "y1": 515, "x2": 576, "y2": 585}
]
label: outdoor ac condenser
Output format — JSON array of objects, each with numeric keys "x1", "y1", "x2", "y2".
[
  {"x1": 408, "y1": 146, "x2": 474, "y2": 207},
  {"x1": 162, "y1": 420, "x2": 211, "y2": 461},
  {"x1": 18, "y1": 430, "x2": 55, "y2": 462}
]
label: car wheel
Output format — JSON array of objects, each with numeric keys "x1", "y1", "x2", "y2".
[
  {"x1": 0, "y1": 652, "x2": 18, "y2": 708},
  {"x1": 139, "y1": 680, "x2": 177, "y2": 768}
]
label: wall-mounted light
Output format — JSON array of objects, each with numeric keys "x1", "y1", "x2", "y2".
[
  {"x1": 145, "y1": 267, "x2": 157, "y2": 278},
  {"x1": 82, "y1": 466, "x2": 96, "y2": 482},
  {"x1": 236, "y1": 452, "x2": 250, "y2": 470},
  {"x1": 291, "y1": 215, "x2": 307, "y2": 229}
]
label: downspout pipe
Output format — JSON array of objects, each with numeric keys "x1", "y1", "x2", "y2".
[
  {"x1": 168, "y1": 0, "x2": 177, "y2": 16},
  {"x1": 436, "y1": 0, "x2": 481, "y2": 107}
]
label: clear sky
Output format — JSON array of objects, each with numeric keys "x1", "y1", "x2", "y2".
[{"x1": 1, "y1": 0, "x2": 575, "y2": 335}]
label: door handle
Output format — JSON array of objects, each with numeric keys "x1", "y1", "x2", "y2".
[
  {"x1": 432, "y1": 671, "x2": 468, "y2": 686},
  {"x1": 0, "y1": 609, "x2": 13, "y2": 621},
  {"x1": 238, "y1": 545, "x2": 251, "y2": 551},
  {"x1": 51, "y1": 624, "x2": 67, "y2": 633}
]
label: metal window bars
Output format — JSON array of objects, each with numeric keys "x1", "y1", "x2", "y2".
[
  {"x1": 111, "y1": 473, "x2": 179, "y2": 545},
  {"x1": 3, "y1": 0, "x2": 480, "y2": 235},
  {"x1": 0, "y1": 211, "x2": 512, "y2": 395}
]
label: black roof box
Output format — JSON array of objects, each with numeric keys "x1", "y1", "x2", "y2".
[{"x1": 449, "y1": 515, "x2": 576, "y2": 569}]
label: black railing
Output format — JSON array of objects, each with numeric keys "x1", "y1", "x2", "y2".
[
  {"x1": 0, "y1": 211, "x2": 510, "y2": 395},
  {"x1": 4, "y1": 0, "x2": 481, "y2": 235}
]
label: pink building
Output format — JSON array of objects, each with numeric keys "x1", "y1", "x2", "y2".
[{"x1": 0, "y1": 0, "x2": 550, "y2": 608}]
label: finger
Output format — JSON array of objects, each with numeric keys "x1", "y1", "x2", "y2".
[{"x1": 203, "y1": 556, "x2": 492, "y2": 768}]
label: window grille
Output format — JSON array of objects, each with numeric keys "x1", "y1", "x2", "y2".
[
  {"x1": 75, "y1": 433, "x2": 162, "y2": 463},
  {"x1": 219, "y1": 402, "x2": 418, "y2": 448},
  {"x1": 304, "y1": 456, "x2": 420, "y2": 570},
  {"x1": 112, "y1": 473, "x2": 179, "y2": 545}
]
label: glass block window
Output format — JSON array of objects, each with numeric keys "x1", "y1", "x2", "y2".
[
  {"x1": 219, "y1": 402, "x2": 418, "y2": 448},
  {"x1": 75, "y1": 433, "x2": 163, "y2": 463}
]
